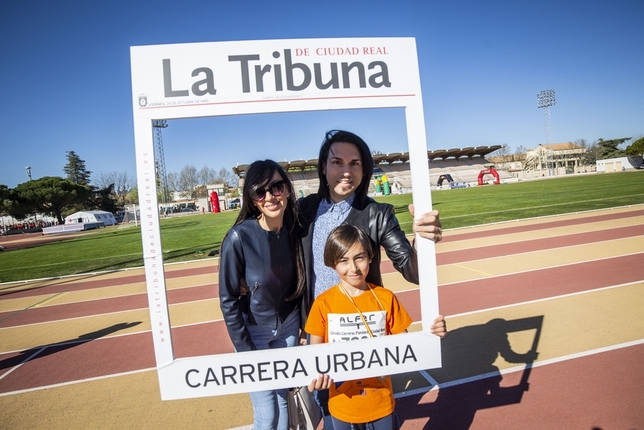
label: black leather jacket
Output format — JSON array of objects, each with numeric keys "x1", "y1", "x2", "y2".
[
  {"x1": 218, "y1": 218, "x2": 299, "y2": 352},
  {"x1": 298, "y1": 194, "x2": 418, "y2": 325}
]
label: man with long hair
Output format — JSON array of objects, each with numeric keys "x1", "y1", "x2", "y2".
[{"x1": 299, "y1": 130, "x2": 445, "y2": 429}]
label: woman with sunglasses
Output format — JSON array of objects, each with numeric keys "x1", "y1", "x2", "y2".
[{"x1": 219, "y1": 159, "x2": 305, "y2": 430}]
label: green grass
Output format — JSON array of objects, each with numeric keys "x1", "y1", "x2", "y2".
[
  {"x1": 391, "y1": 171, "x2": 644, "y2": 230},
  {"x1": 1, "y1": 172, "x2": 643, "y2": 283},
  {"x1": 0, "y1": 211, "x2": 239, "y2": 283}
]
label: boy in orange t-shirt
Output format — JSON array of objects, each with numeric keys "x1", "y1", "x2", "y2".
[{"x1": 305, "y1": 224, "x2": 412, "y2": 430}]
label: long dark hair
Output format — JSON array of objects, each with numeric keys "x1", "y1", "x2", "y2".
[
  {"x1": 317, "y1": 130, "x2": 374, "y2": 206},
  {"x1": 230, "y1": 159, "x2": 305, "y2": 300}
]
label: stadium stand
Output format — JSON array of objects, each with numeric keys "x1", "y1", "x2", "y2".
[{"x1": 232, "y1": 145, "x2": 512, "y2": 194}]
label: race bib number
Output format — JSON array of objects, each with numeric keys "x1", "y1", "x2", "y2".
[{"x1": 327, "y1": 311, "x2": 387, "y2": 342}]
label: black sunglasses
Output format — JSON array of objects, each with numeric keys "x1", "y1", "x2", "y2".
[{"x1": 253, "y1": 180, "x2": 286, "y2": 201}]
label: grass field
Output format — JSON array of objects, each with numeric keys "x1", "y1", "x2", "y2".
[{"x1": 1, "y1": 171, "x2": 643, "y2": 283}]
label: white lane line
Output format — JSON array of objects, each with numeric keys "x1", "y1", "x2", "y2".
[
  {"x1": 0, "y1": 297, "x2": 218, "y2": 331},
  {"x1": 3, "y1": 239, "x2": 639, "y2": 318},
  {"x1": 395, "y1": 338, "x2": 644, "y2": 399},
  {"x1": 447, "y1": 280, "x2": 643, "y2": 319},
  {"x1": 0, "y1": 281, "x2": 216, "y2": 314},
  {"x1": 0, "y1": 347, "x2": 46, "y2": 382},
  {"x1": 3, "y1": 339, "x2": 642, "y2": 400},
  {"x1": 0, "y1": 367, "x2": 156, "y2": 398},
  {"x1": 439, "y1": 245, "x2": 644, "y2": 279},
  {"x1": 0, "y1": 257, "x2": 217, "y2": 288},
  {"x1": 437, "y1": 251, "x2": 643, "y2": 288},
  {"x1": 0, "y1": 328, "x2": 154, "y2": 356},
  {"x1": 4, "y1": 279, "x2": 640, "y2": 347},
  {"x1": 1, "y1": 282, "x2": 641, "y2": 396}
]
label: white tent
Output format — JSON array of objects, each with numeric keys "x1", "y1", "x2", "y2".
[{"x1": 65, "y1": 210, "x2": 117, "y2": 226}]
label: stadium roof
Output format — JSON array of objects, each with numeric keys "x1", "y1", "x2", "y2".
[{"x1": 232, "y1": 145, "x2": 503, "y2": 177}]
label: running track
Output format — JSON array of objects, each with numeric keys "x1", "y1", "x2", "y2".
[{"x1": 0, "y1": 205, "x2": 643, "y2": 429}]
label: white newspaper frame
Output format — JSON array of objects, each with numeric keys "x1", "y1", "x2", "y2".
[{"x1": 130, "y1": 37, "x2": 440, "y2": 400}]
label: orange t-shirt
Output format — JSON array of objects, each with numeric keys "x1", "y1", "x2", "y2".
[{"x1": 305, "y1": 283, "x2": 412, "y2": 423}]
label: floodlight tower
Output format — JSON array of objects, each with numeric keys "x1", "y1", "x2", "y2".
[
  {"x1": 152, "y1": 120, "x2": 170, "y2": 207},
  {"x1": 537, "y1": 89, "x2": 556, "y2": 175}
]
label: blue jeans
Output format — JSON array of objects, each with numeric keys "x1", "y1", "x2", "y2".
[
  {"x1": 331, "y1": 413, "x2": 399, "y2": 430},
  {"x1": 246, "y1": 310, "x2": 299, "y2": 430},
  {"x1": 313, "y1": 387, "x2": 335, "y2": 430},
  {"x1": 307, "y1": 331, "x2": 335, "y2": 430}
]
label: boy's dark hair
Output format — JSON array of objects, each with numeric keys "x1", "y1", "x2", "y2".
[
  {"x1": 324, "y1": 224, "x2": 374, "y2": 268},
  {"x1": 317, "y1": 130, "x2": 374, "y2": 205}
]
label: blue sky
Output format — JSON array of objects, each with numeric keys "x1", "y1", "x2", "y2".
[{"x1": 1, "y1": 0, "x2": 642, "y2": 189}]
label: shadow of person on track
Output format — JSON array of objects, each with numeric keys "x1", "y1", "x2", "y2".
[
  {"x1": 0, "y1": 322, "x2": 142, "y2": 371},
  {"x1": 396, "y1": 316, "x2": 543, "y2": 430}
]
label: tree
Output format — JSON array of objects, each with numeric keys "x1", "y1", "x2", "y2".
[
  {"x1": 128, "y1": 187, "x2": 138, "y2": 205},
  {"x1": 14, "y1": 177, "x2": 92, "y2": 224},
  {"x1": 0, "y1": 185, "x2": 21, "y2": 225},
  {"x1": 87, "y1": 184, "x2": 118, "y2": 214},
  {"x1": 596, "y1": 137, "x2": 630, "y2": 160},
  {"x1": 575, "y1": 139, "x2": 599, "y2": 166},
  {"x1": 177, "y1": 165, "x2": 199, "y2": 199},
  {"x1": 194, "y1": 184, "x2": 208, "y2": 198},
  {"x1": 626, "y1": 137, "x2": 644, "y2": 157},
  {"x1": 0, "y1": 185, "x2": 9, "y2": 214},
  {"x1": 167, "y1": 165, "x2": 237, "y2": 201},
  {"x1": 4, "y1": 187, "x2": 31, "y2": 221},
  {"x1": 94, "y1": 171, "x2": 136, "y2": 210},
  {"x1": 95, "y1": 171, "x2": 135, "y2": 199},
  {"x1": 490, "y1": 145, "x2": 511, "y2": 162},
  {"x1": 199, "y1": 166, "x2": 218, "y2": 185},
  {"x1": 166, "y1": 172, "x2": 179, "y2": 194},
  {"x1": 218, "y1": 167, "x2": 238, "y2": 188},
  {"x1": 64, "y1": 151, "x2": 92, "y2": 185}
]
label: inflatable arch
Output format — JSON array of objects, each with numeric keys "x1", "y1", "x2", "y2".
[
  {"x1": 437, "y1": 174, "x2": 454, "y2": 186},
  {"x1": 478, "y1": 168, "x2": 500, "y2": 185}
]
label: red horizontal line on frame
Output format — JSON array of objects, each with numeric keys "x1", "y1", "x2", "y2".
[{"x1": 138, "y1": 93, "x2": 417, "y2": 110}]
